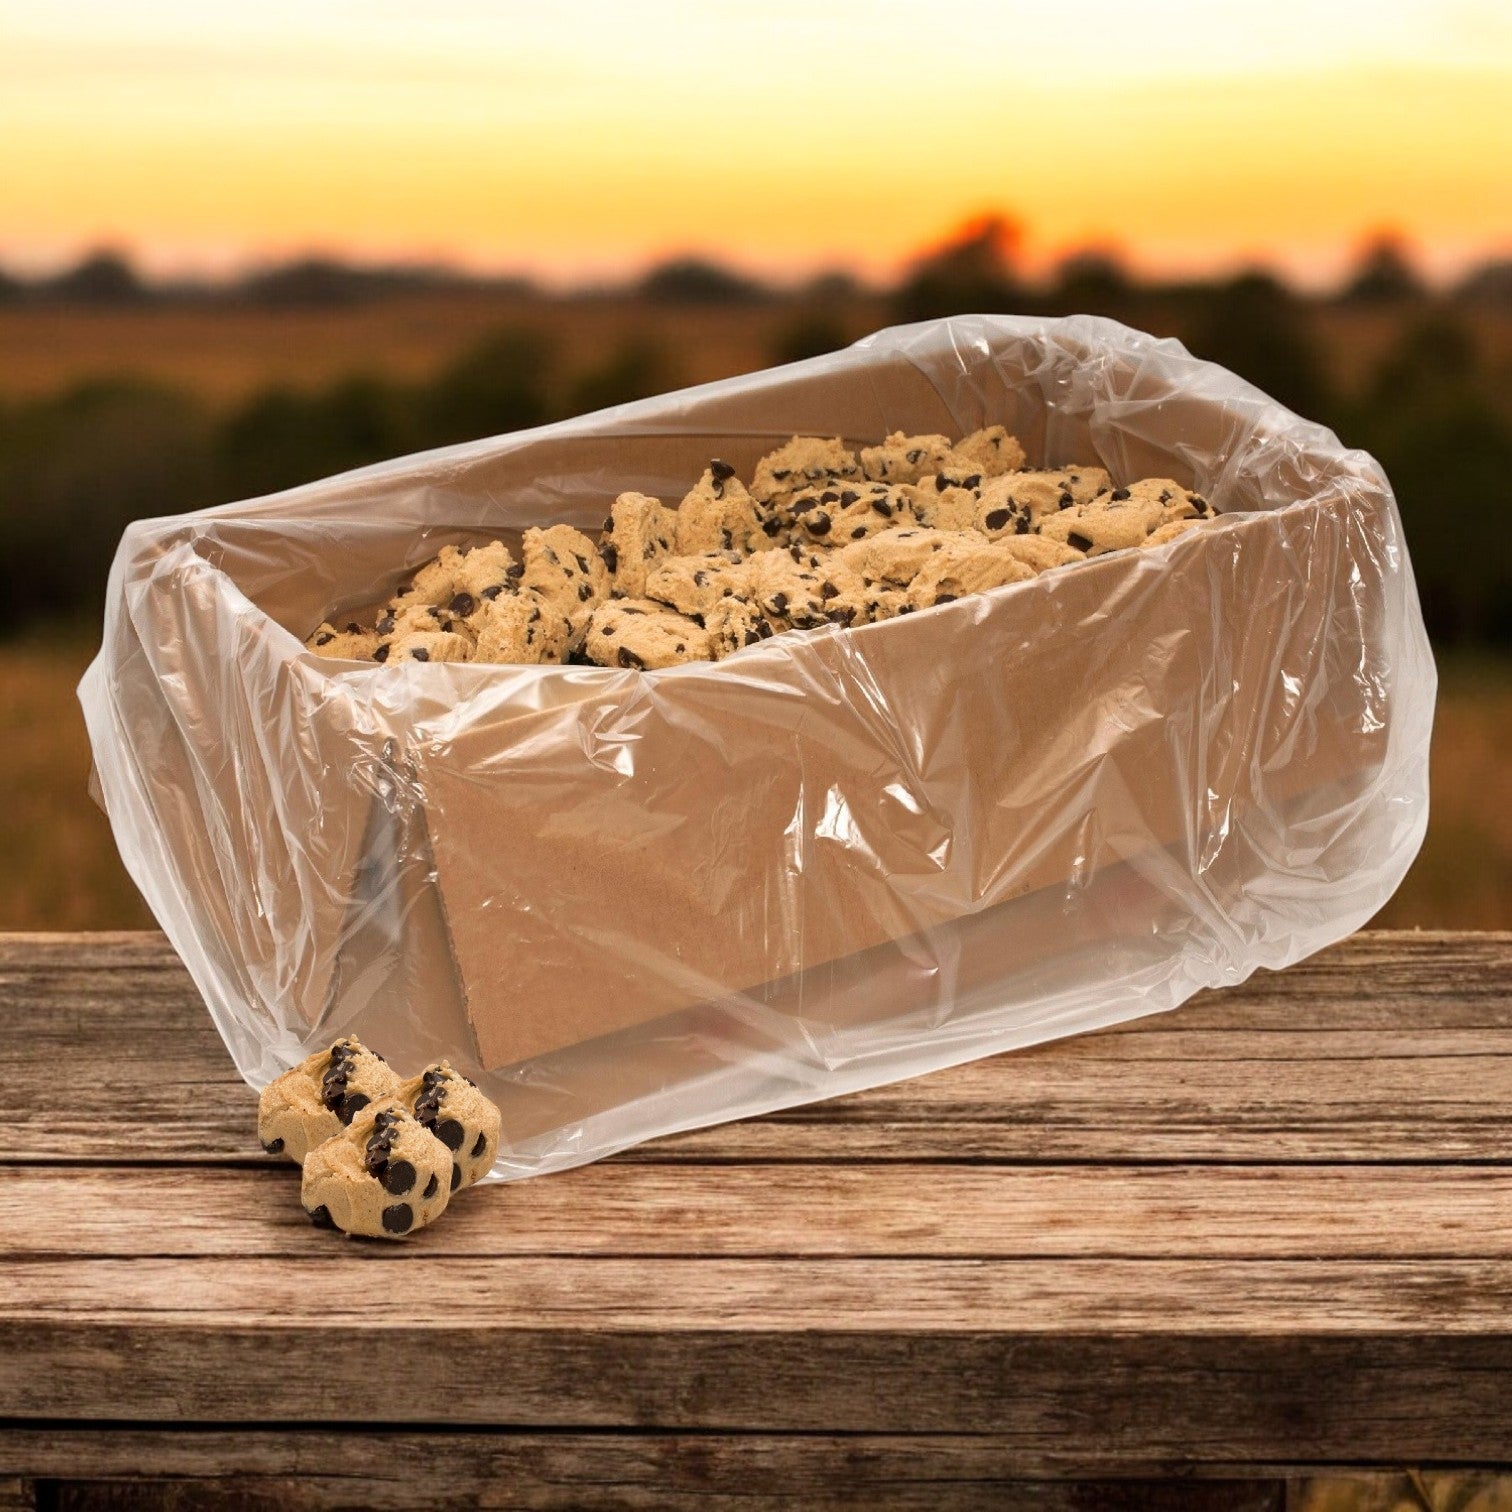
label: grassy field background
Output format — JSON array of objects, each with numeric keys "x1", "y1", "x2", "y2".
[{"x1": 2, "y1": 628, "x2": 1505, "y2": 935}]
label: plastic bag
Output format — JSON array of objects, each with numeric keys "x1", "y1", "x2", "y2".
[{"x1": 79, "y1": 314, "x2": 1436, "y2": 1180}]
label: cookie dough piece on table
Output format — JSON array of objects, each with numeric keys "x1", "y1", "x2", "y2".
[
  {"x1": 905, "y1": 536, "x2": 1036, "y2": 610},
  {"x1": 399, "y1": 1061, "x2": 503, "y2": 1192},
  {"x1": 521, "y1": 524, "x2": 611, "y2": 631},
  {"x1": 911, "y1": 470, "x2": 987, "y2": 532},
  {"x1": 302, "y1": 1102, "x2": 453, "y2": 1239},
  {"x1": 790, "y1": 480, "x2": 918, "y2": 545},
  {"x1": 837, "y1": 526, "x2": 954, "y2": 587},
  {"x1": 471, "y1": 589, "x2": 574, "y2": 665},
  {"x1": 305, "y1": 622, "x2": 380, "y2": 661},
  {"x1": 583, "y1": 599, "x2": 712, "y2": 670},
  {"x1": 258, "y1": 1036, "x2": 401, "y2": 1164},
  {"x1": 644, "y1": 551, "x2": 751, "y2": 622},
  {"x1": 954, "y1": 425, "x2": 1027, "y2": 475},
  {"x1": 705, "y1": 596, "x2": 777, "y2": 659},
  {"x1": 859, "y1": 432, "x2": 961, "y2": 486},
  {"x1": 674, "y1": 461, "x2": 767, "y2": 556},
  {"x1": 1039, "y1": 490, "x2": 1165, "y2": 556},
  {"x1": 599, "y1": 491, "x2": 678, "y2": 598}
]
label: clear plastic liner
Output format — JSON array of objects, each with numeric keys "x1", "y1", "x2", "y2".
[{"x1": 78, "y1": 315, "x2": 1436, "y2": 1180}]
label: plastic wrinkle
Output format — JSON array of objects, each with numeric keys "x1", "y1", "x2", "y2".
[{"x1": 78, "y1": 314, "x2": 1436, "y2": 1181}]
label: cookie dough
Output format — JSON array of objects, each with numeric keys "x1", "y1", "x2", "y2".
[
  {"x1": 954, "y1": 425, "x2": 1027, "y2": 475},
  {"x1": 1142, "y1": 518, "x2": 1203, "y2": 549},
  {"x1": 583, "y1": 599, "x2": 712, "y2": 669},
  {"x1": 1039, "y1": 489, "x2": 1166, "y2": 556},
  {"x1": 301, "y1": 1100, "x2": 453, "y2": 1239},
  {"x1": 674, "y1": 462, "x2": 767, "y2": 556},
  {"x1": 705, "y1": 595, "x2": 776, "y2": 658},
  {"x1": 790, "y1": 479, "x2": 919, "y2": 545},
  {"x1": 398, "y1": 1061, "x2": 503, "y2": 1192},
  {"x1": 521, "y1": 525, "x2": 610, "y2": 629},
  {"x1": 471, "y1": 589, "x2": 574, "y2": 665},
  {"x1": 750, "y1": 436, "x2": 861, "y2": 505},
  {"x1": 905, "y1": 536, "x2": 1036, "y2": 609},
  {"x1": 859, "y1": 432, "x2": 960, "y2": 486},
  {"x1": 911, "y1": 470, "x2": 986, "y2": 532},
  {"x1": 599, "y1": 491, "x2": 678, "y2": 598},
  {"x1": 379, "y1": 629, "x2": 474, "y2": 664},
  {"x1": 745, "y1": 547, "x2": 835, "y2": 631},
  {"x1": 306, "y1": 622, "x2": 380, "y2": 660},
  {"x1": 1127, "y1": 478, "x2": 1214, "y2": 522},
  {"x1": 401, "y1": 541, "x2": 522, "y2": 618},
  {"x1": 837, "y1": 526, "x2": 954, "y2": 587},
  {"x1": 258, "y1": 1037, "x2": 401, "y2": 1165},
  {"x1": 994, "y1": 534, "x2": 1086, "y2": 573},
  {"x1": 644, "y1": 552, "x2": 751, "y2": 622}
]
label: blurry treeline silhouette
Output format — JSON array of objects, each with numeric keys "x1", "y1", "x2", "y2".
[{"x1": 2, "y1": 220, "x2": 1510, "y2": 647}]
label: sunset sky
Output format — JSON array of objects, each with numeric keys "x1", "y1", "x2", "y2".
[{"x1": 3, "y1": 0, "x2": 1510, "y2": 288}]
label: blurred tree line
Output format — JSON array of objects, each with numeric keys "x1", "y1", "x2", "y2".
[{"x1": 1, "y1": 228, "x2": 1510, "y2": 647}]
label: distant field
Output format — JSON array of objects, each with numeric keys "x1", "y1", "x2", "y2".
[
  {"x1": 0, "y1": 295, "x2": 890, "y2": 411},
  {"x1": 4, "y1": 633, "x2": 1505, "y2": 935},
  {"x1": 2, "y1": 295, "x2": 1507, "y2": 411}
]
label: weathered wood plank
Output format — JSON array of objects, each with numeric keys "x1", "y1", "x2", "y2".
[
  {"x1": 0, "y1": 1483, "x2": 32, "y2": 1512},
  {"x1": 10, "y1": 1163, "x2": 1512, "y2": 1260},
  {"x1": 5, "y1": 1311, "x2": 1512, "y2": 1458},
  {"x1": 3, "y1": 932, "x2": 1511, "y2": 1166}
]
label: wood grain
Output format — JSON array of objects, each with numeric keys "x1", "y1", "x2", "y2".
[{"x1": 4, "y1": 931, "x2": 1511, "y2": 1165}]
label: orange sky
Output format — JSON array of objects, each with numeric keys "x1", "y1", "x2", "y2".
[{"x1": 3, "y1": 1, "x2": 1510, "y2": 287}]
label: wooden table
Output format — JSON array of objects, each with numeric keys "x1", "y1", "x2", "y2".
[{"x1": 2, "y1": 930, "x2": 1510, "y2": 1511}]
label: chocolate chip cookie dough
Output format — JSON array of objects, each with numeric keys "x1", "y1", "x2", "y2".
[
  {"x1": 257, "y1": 1036, "x2": 401, "y2": 1164},
  {"x1": 303, "y1": 429, "x2": 1223, "y2": 670}
]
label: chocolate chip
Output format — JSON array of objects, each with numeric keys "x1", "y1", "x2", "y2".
[
  {"x1": 344, "y1": 622, "x2": 361, "y2": 634},
  {"x1": 573, "y1": 553, "x2": 589, "y2": 573},
  {"x1": 934, "y1": 475, "x2": 949, "y2": 492},
  {"x1": 1015, "y1": 514, "x2": 1030, "y2": 534},
  {"x1": 1068, "y1": 532, "x2": 1094, "y2": 552},
  {"x1": 469, "y1": 1132, "x2": 487, "y2": 1159},
  {"x1": 451, "y1": 1162, "x2": 462, "y2": 1192},
  {"x1": 808, "y1": 513, "x2": 831, "y2": 537},
  {"x1": 1110, "y1": 488, "x2": 1131, "y2": 501},
  {"x1": 720, "y1": 529, "x2": 734, "y2": 550},
  {"x1": 906, "y1": 448, "x2": 924, "y2": 463},
  {"x1": 578, "y1": 583, "x2": 593, "y2": 601},
  {"x1": 771, "y1": 592, "x2": 788, "y2": 615},
  {"x1": 761, "y1": 517, "x2": 781, "y2": 536},
  {"x1": 850, "y1": 526, "x2": 867, "y2": 539},
  {"x1": 340, "y1": 1092, "x2": 370, "y2": 1123},
  {"x1": 820, "y1": 581, "x2": 839, "y2": 599},
  {"x1": 449, "y1": 592, "x2": 476, "y2": 618},
  {"x1": 382, "y1": 1202, "x2": 414, "y2": 1234},
  {"x1": 409, "y1": 648, "x2": 430, "y2": 662},
  {"x1": 983, "y1": 508, "x2": 1011, "y2": 531},
  {"x1": 873, "y1": 498, "x2": 892, "y2": 516},
  {"x1": 480, "y1": 584, "x2": 504, "y2": 601},
  {"x1": 936, "y1": 593, "x2": 958, "y2": 604},
  {"x1": 261, "y1": 1137, "x2": 285, "y2": 1155},
  {"x1": 307, "y1": 1204, "x2": 336, "y2": 1230},
  {"x1": 601, "y1": 543, "x2": 619, "y2": 573},
  {"x1": 963, "y1": 475, "x2": 981, "y2": 490},
  {"x1": 617, "y1": 646, "x2": 645, "y2": 670},
  {"x1": 1058, "y1": 492, "x2": 1075, "y2": 509},
  {"x1": 424, "y1": 1173, "x2": 440, "y2": 1198},
  {"x1": 507, "y1": 562, "x2": 524, "y2": 579},
  {"x1": 840, "y1": 490, "x2": 859, "y2": 506},
  {"x1": 382, "y1": 1158, "x2": 417, "y2": 1196},
  {"x1": 602, "y1": 515, "x2": 615, "y2": 533},
  {"x1": 314, "y1": 633, "x2": 333, "y2": 647},
  {"x1": 773, "y1": 468, "x2": 790, "y2": 480}
]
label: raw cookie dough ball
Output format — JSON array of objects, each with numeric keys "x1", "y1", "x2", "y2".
[
  {"x1": 306, "y1": 622, "x2": 379, "y2": 661},
  {"x1": 838, "y1": 526, "x2": 955, "y2": 587},
  {"x1": 905, "y1": 536, "x2": 1036, "y2": 610},
  {"x1": 599, "y1": 491, "x2": 678, "y2": 598},
  {"x1": 750, "y1": 436, "x2": 861, "y2": 505},
  {"x1": 972, "y1": 477, "x2": 1036, "y2": 540},
  {"x1": 644, "y1": 552, "x2": 751, "y2": 622},
  {"x1": 379, "y1": 629, "x2": 474, "y2": 664},
  {"x1": 745, "y1": 547, "x2": 835, "y2": 631},
  {"x1": 471, "y1": 589, "x2": 574, "y2": 665},
  {"x1": 1126, "y1": 478, "x2": 1215, "y2": 522},
  {"x1": 993, "y1": 534, "x2": 1086, "y2": 573},
  {"x1": 398, "y1": 1061, "x2": 503, "y2": 1192},
  {"x1": 522, "y1": 525, "x2": 610, "y2": 631},
  {"x1": 1039, "y1": 490, "x2": 1165, "y2": 556},
  {"x1": 791, "y1": 479, "x2": 918, "y2": 545},
  {"x1": 301, "y1": 1101, "x2": 453, "y2": 1240},
  {"x1": 401, "y1": 541, "x2": 522, "y2": 618},
  {"x1": 823, "y1": 579, "x2": 914, "y2": 627},
  {"x1": 954, "y1": 425, "x2": 1027, "y2": 475},
  {"x1": 993, "y1": 466, "x2": 1115, "y2": 523},
  {"x1": 705, "y1": 596, "x2": 777, "y2": 659},
  {"x1": 911, "y1": 469, "x2": 987, "y2": 532},
  {"x1": 674, "y1": 461, "x2": 767, "y2": 556},
  {"x1": 1141, "y1": 518, "x2": 1204, "y2": 549},
  {"x1": 859, "y1": 432, "x2": 960, "y2": 486},
  {"x1": 583, "y1": 599, "x2": 712, "y2": 670},
  {"x1": 258, "y1": 1036, "x2": 401, "y2": 1165}
]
